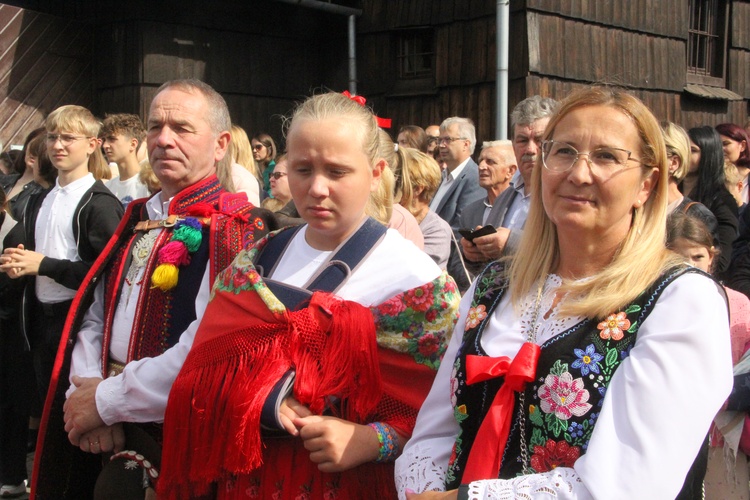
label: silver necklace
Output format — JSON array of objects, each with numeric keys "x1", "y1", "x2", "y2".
[{"x1": 517, "y1": 278, "x2": 546, "y2": 475}]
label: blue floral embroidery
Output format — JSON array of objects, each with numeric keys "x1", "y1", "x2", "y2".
[{"x1": 571, "y1": 344, "x2": 603, "y2": 376}]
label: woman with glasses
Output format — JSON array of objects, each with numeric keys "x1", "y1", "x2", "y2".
[
  {"x1": 252, "y1": 132, "x2": 278, "y2": 193},
  {"x1": 396, "y1": 87, "x2": 731, "y2": 499}
]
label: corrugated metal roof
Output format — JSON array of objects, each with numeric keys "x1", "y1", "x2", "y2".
[{"x1": 684, "y1": 84, "x2": 744, "y2": 101}]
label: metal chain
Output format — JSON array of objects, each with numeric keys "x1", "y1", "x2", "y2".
[{"x1": 518, "y1": 278, "x2": 546, "y2": 475}]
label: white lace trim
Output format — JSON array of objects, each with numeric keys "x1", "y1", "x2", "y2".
[
  {"x1": 395, "y1": 443, "x2": 447, "y2": 499},
  {"x1": 469, "y1": 468, "x2": 592, "y2": 499},
  {"x1": 518, "y1": 275, "x2": 584, "y2": 345}
]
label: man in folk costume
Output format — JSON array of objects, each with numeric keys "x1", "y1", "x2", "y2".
[{"x1": 32, "y1": 79, "x2": 277, "y2": 499}]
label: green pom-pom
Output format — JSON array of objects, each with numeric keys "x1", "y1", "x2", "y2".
[
  {"x1": 172, "y1": 225, "x2": 203, "y2": 252},
  {"x1": 151, "y1": 263, "x2": 179, "y2": 290}
]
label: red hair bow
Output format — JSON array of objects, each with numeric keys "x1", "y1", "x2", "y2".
[{"x1": 342, "y1": 90, "x2": 392, "y2": 129}]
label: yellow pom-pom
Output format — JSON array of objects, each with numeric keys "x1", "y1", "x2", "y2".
[{"x1": 151, "y1": 263, "x2": 179, "y2": 291}]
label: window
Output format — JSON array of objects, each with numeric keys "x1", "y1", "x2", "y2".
[
  {"x1": 397, "y1": 29, "x2": 434, "y2": 80},
  {"x1": 687, "y1": 0, "x2": 729, "y2": 87}
]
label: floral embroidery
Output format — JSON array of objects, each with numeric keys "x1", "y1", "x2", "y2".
[
  {"x1": 597, "y1": 311, "x2": 630, "y2": 341},
  {"x1": 530, "y1": 439, "x2": 581, "y2": 472},
  {"x1": 571, "y1": 344, "x2": 603, "y2": 376},
  {"x1": 465, "y1": 304, "x2": 488, "y2": 331},
  {"x1": 404, "y1": 282, "x2": 435, "y2": 312},
  {"x1": 538, "y1": 372, "x2": 592, "y2": 420},
  {"x1": 373, "y1": 272, "x2": 460, "y2": 369}
]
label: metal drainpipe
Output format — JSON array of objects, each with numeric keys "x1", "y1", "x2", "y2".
[
  {"x1": 496, "y1": 0, "x2": 510, "y2": 140},
  {"x1": 274, "y1": 0, "x2": 362, "y2": 95}
]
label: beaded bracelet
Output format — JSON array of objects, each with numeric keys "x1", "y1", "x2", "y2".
[{"x1": 368, "y1": 422, "x2": 400, "y2": 463}]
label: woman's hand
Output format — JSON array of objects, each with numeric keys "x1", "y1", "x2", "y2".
[
  {"x1": 405, "y1": 488, "x2": 458, "y2": 499},
  {"x1": 278, "y1": 396, "x2": 311, "y2": 436},
  {"x1": 77, "y1": 423, "x2": 125, "y2": 454},
  {"x1": 294, "y1": 415, "x2": 380, "y2": 473}
]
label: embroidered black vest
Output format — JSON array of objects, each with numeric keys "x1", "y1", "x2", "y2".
[{"x1": 445, "y1": 262, "x2": 695, "y2": 488}]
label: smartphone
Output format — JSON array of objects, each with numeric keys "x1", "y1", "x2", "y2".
[{"x1": 459, "y1": 224, "x2": 497, "y2": 242}]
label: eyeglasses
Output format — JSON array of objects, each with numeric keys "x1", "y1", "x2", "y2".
[
  {"x1": 46, "y1": 134, "x2": 91, "y2": 147},
  {"x1": 541, "y1": 140, "x2": 647, "y2": 177},
  {"x1": 270, "y1": 172, "x2": 287, "y2": 180},
  {"x1": 252, "y1": 144, "x2": 266, "y2": 151},
  {"x1": 437, "y1": 136, "x2": 467, "y2": 145}
]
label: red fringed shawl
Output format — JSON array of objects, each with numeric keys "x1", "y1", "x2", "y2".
[{"x1": 159, "y1": 236, "x2": 461, "y2": 499}]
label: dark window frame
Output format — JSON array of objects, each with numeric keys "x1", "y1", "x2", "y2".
[
  {"x1": 687, "y1": 0, "x2": 730, "y2": 87},
  {"x1": 390, "y1": 28, "x2": 436, "y2": 96}
]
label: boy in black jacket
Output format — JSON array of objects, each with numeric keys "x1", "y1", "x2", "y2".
[{"x1": 0, "y1": 105, "x2": 123, "y2": 411}]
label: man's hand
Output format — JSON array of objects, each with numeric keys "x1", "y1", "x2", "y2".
[
  {"x1": 294, "y1": 415, "x2": 380, "y2": 473},
  {"x1": 472, "y1": 227, "x2": 510, "y2": 260},
  {"x1": 460, "y1": 236, "x2": 485, "y2": 263},
  {"x1": 63, "y1": 376, "x2": 105, "y2": 445},
  {"x1": 0, "y1": 244, "x2": 43, "y2": 278},
  {"x1": 76, "y1": 423, "x2": 125, "y2": 454},
  {"x1": 278, "y1": 396, "x2": 312, "y2": 436}
]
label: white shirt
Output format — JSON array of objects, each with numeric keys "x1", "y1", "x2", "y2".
[
  {"x1": 396, "y1": 272, "x2": 732, "y2": 499},
  {"x1": 105, "y1": 175, "x2": 150, "y2": 208},
  {"x1": 35, "y1": 173, "x2": 95, "y2": 303},
  {"x1": 503, "y1": 171, "x2": 529, "y2": 231},
  {"x1": 430, "y1": 157, "x2": 471, "y2": 211},
  {"x1": 68, "y1": 192, "x2": 211, "y2": 425},
  {"x1": 271, "y1": 225, "x2": 440, "y2": 305}
]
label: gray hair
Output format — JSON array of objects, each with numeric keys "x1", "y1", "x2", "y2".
[
  {"x1": 154, "y1": 79, "x2": 231, "y2": 136},
  {"x1": 481, "y1": 140, "x2": 516, "y2": 165},
  {"x1": 440, "y1": 117, "x2": 477, "y2": 154},
  {"x1": 510, "y1": 96, "x2": 560, "y2": 129}
]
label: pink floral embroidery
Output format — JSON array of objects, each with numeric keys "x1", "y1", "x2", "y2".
[
  {"x1": 378, "y1": 295, "x2": 406, "y2": 316},
  {"x1": 464, "y1": 304, "x2": 488, "y2": 331},
  {"x1": 597, "y1": 311, "x2": 630, "y2": 341},
  {"x1": 417, "y1": 333, "x2": 440, "y2": 357},
  {"x1": 530, "y1": 439, "x2": 581, "y2": 472},
  {"x1": 538, "y1": 372, "x2": 592, "y2": 419},
  {"x1": 404, "y1": 283, "x2": 435, "y2": 312}
]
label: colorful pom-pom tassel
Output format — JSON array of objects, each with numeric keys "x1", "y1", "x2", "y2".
[
  {"x1": 151, "y1": 263, "x2": 179, "y2": 290},
  {"x1": 172, "y1": 225, "x2": 202, "y2": 253},
  {"x1": 158, "y1": 241, "x2": 191, "y2": 266}
]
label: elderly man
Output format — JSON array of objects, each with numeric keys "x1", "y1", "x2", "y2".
[
  {"x1": 462, "y1": 96, "x2": 559, "y2": 265},
  {"x1": 429, "y1": 117, "x2": 485, "y2": 236},
  {"x1": 33, "y1": 79, "x2": 276, "y2": 499},
  {"x1": 459, "y1": 140, "x2": 517, "y2": 231}
]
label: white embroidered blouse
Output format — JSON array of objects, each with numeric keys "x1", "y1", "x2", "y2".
[{"x1": 395, "y1": 272, "x2": 732, "y2": 499}]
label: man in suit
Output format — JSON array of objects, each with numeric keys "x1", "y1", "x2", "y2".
[
  {"x1": 430, "y1": 117, "x2": 484, "y2": 292},
  {"x1": 462, "y1": 96, "x2": 559, "y2": 266},
  {"x1": 430, "y1": 117, "x2": 484, "y2": 237}
]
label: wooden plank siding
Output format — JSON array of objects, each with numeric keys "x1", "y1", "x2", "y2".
[
  {"x1": 524, "y1": 74, "x2": 746, "y2": 128},
  {"x1": 0, "y1": 4, "x2": 92, "y2": 150}
]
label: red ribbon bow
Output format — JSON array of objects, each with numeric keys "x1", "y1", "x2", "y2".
[
  {"x1": 461, "y1": 341, "x2": 540, "y2": 483},
  {"x1": 342, "y1": 90, "x2": 392, "y2": 129}
]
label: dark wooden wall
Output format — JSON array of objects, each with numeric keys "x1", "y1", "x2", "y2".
[
  {"x1": 524, "y1": 0, "x2": 750, "y2": 129},
  {"x1": 0, "y1": 0, "x2": 748, "y2": 154},
  {"x1": 0, "y1": 4, "x2": 93, "y2": 150}
]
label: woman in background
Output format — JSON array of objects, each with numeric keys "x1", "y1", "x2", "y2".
[
  {"x1": 253, "y1": 132, "x2": 278, "y2": 193},
  {"x1": 3, "y1": 128, "x2": 45, "y2": 221},
  {"x1": 397, "y1": 147, "x2": 452, "y2": 269},
  {"x1": 715, "y1": 123, "x2": 750, "y2": 207},
  {"x1": 684, "y1": 126, "x2": 738, "y2": 279}
]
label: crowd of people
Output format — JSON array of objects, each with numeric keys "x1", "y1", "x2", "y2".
[{"x1": 0, "y1": 79, "x2": 746, "y2": 499}]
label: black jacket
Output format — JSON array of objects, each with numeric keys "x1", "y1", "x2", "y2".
[{"x1": 20, "y1": 179, "x2": 124, "y2": 346}]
